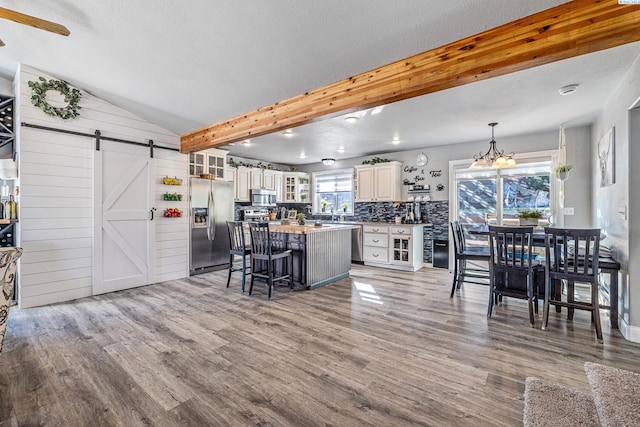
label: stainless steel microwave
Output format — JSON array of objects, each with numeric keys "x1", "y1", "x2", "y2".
[{"x1": 251, "y1": 188, "x2": 276, "y2": 207}]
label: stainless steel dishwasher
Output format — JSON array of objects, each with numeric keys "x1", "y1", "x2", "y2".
[{"x1": 351, "y1": 224, "x2": 364, "y2": 262}]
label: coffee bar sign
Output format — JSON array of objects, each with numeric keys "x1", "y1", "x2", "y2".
[{"x1": 403, "y1": 164, "x2": 445, "y2": 191}]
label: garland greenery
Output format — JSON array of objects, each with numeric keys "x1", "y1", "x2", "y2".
[
  {"x1": 362, "y1": 156, "x2": 390, "y2": 165},
  {"x1": 28, "y1": 77, "x2": 82, "y2": 120}
]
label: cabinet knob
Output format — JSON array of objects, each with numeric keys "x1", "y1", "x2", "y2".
[
  {"x1": 373, "y1": 253, "x2": 379, "y2": 257},
  {"x1": 373, "y1": 239, "x2": 379, "y2": 243}
]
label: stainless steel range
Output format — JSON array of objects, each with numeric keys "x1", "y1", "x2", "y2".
[{"x1": 243, "y1": 208, "x2": 270, "y2": 222}]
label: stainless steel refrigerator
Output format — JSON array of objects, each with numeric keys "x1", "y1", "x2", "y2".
[{"x1": 189, "y1": 178, "x2": 234, "y2": 275}]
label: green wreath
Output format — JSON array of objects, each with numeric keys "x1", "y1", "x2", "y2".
[{"x1": 28, "y1": 77, "x2": 82, "y2": 120}]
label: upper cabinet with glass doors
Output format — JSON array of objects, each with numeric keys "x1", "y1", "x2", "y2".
[{"x1": 189, "y1": 148, "x2": 228, "y2": 179}]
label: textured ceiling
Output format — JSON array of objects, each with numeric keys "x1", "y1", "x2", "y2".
[{"x1": 1, "y1": 0, "x2": 639, "y2": 164}]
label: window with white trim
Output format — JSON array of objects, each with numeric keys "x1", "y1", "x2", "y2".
[
  {"x1": 313, "y1": 170, "x2": 353, "y2": 214},
  {"x1": 454, "y1": 158, "x2": 555, "y2": 227}
]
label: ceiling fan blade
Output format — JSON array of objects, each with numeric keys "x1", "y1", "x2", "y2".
[{"x1": 0, "y1": 7, "x2": 70, "y2": 36}]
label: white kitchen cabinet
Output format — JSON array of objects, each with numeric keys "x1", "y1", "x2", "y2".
[
  {"x1": 363, "y1": 224, "x2": 423, "y2": 271},
  {"x1": 248, "y1": 169, "x2": 281, "y2": 192},
  {"x1": 283, "y1": 172, "x2": 309, "y2": 202},
  {"x1": 262, "y1": 170, "x2": 277, "y2": 191},
  {"x1": 250, "y1": 169, "x2": 263, "y2": 189},
  {"x1": 235, "y1": 166, "x2": 250, "y2": 201},
  {"x1": 224, "y1": 167, "x2": 236, "y2": 183},
  {"x1": 389, "y1": 226, "x2": 423, "y2": 271},
  {"x1": 273, "y1": 171, "x2": 284, "y2": 202},
  {"x1": 189, "y1": 148, "x2": 228, "y2": 179},
  {"x1": 363, "y1": 225, "x2": 389, "y2": 264},
  {"x1": 354, "y1": 161, "x2": 401, "y2": 202}
]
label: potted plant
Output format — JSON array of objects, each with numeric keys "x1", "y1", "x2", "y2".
[
  {"x1": 320, "y1": 199, "x2": 329, "y2": 212},
  {"x1": 518, "y1": 209, "x2": 544, "y2": 226},
  {"x1": 341, "y1": 201, "x2": 349, "y2": 213},
  {"x1": 296, "y1": 212, "x2": 306, "y2": 225},
  {"x1": 554, "y1": 164, "x2": 573, "y2": 181}
]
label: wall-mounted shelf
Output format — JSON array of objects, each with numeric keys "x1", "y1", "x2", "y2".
[
  {"x1": 408, "y1": 189, "x2": 431, "y2": 193},
  {"x1": 162, "y1": 176, "x2": 183, "y2": 186}
]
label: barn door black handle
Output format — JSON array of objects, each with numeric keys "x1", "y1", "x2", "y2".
[{"x1": 150, "y1": 207, "x2": 157, "y2": 221}]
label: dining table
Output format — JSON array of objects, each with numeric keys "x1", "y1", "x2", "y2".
[{"x1": 467, "y1": 225, "x2": 621, "y2": 329}]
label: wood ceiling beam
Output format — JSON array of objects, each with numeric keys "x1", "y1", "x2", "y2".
[{"x1": 181, "y1": 0, "x2": 640, "y2": 153}]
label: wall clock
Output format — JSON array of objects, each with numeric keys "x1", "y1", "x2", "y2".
[{"x1": 415, "y1": 152, "x2": 428, "y2": 166}]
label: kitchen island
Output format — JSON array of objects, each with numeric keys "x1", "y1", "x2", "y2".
[{"x1": 264, "y1": 222, "x2": 357, "y2": 290}]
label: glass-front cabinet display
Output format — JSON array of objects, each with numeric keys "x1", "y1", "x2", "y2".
[
  {"x1": 189, "y1": 152, "x2": 205, "y2": 176},
  {"x1": 207, "y1": 155, "x2": 225, "y2": 179},
  {"x1": 284, "y1": 173, "x2": 297, "y2": 202},
  {"x1": 282, "y1": 172, "x2": 309, "y2": 202},
  {"x1": 189, "y1": 149, "x2": 228, "y2": 179},
  {"x1": 392, "y1": 235, "x2": 411, "y2": 264}
]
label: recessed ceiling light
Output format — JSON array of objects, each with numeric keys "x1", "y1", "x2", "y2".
[
  {"x1": 559, "y1": 84, "x2": 579, "y2": 96},
  {"x1": 344, "y1": 116, "x2": 359, "y2": 124},
  {"x1": 299, "y1": 152, "x2": 306, "y2": 159},
  {"x1": 283, "y1": 129, "x2": 294, "y2": 137},
  {"x1": 242, "y1": 139, "x2": 251, "y2": 146},
  {"x1": 338, "y1": 146, "x2": 345, "y2": 153},
  {"x1": 392, "y1": 137, "x2": 400, "y2": 145},
  {"x1": 370, "y1": 105, "x2": 385, "y2": 115},
  {"x1": 228, "y1": 142, "x2": 235, "y2": 146}
]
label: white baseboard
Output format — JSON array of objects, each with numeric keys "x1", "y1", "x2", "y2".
[{"x1": 618, "y1": 317, "x2": 640, "y2": 343}]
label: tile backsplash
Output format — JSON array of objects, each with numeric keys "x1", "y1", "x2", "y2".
[{"x1": 235, "y1": 200, "x2": 450, "y2": 263}]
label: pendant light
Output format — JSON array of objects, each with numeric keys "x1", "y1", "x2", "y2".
[{"x1": 470, "y1": 123, "x2": 516, "y2": 169}]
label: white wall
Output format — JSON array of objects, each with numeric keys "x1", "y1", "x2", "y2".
[
  {"x1": 0, "y1": 75, "x2": 12, "y2": 96},
  {"x1": 17, "y1": 65, "x2": 188, "y2": 308},
  {"x1": 299, "y1": 126, "x2": 593, "y2": 227},
  {"x1": 593, "y1": 53, "x2": 640, "y2": 340}
]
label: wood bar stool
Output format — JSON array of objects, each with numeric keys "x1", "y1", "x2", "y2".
[
  {"x1": 248, "y1": 222, "x2": 293, "y2": 300},
  {"x1": 226, "y1": 221, "x2": 251, "y2": 292}
]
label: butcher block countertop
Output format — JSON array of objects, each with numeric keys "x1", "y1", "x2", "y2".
[{"x1": 267, "y1": 223, "x2": 358, "y2": 234}]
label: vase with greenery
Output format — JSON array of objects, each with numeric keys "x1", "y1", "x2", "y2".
[
  {"x1": 518, "y1": 209, "x2": 544, "y2": 226},
  {"x1": 341, "y1": 201, "x2": 349, "y2": 212},
  {"x1": 554, "y1": 164, "x2": 573, "y2": 181},
  {"x1": 320, "y1": 199, "x2": 329, "y2": 212},
  {"x1": 296, "y1": 213, "x2": 306, "y2": 225}
]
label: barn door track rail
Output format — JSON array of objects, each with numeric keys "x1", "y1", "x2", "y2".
[{"x1": 21, "y1": 122, "x2": 180, "y2": 158}]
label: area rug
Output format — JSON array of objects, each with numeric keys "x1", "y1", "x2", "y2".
[
  {"x1": 523, "y1": 377, "x2": 599, "y2": 427},
  {"x1": 584, "y1": 362, "x2": 640, "y2": 427}
]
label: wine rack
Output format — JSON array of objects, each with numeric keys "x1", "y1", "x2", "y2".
[{"x1": 0, "y1": 223, "x2": 15, "y2": 247}]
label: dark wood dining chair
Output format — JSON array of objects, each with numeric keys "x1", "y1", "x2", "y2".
[
  {"x1": 248, "y1": 222, "x2": 293, "y2": 299},
  {"x1": 450, "y1": 221, "x2": 491, "y2": 297},
  {"x1": 226, "y1": 221, "x2": 251, "y2": 292},
  {"x1": 542, "y1": 228, "x2": 602, "y2": 342},
  {"x1": 487, "y1": 225, "x2": 540, "y2": 327}
]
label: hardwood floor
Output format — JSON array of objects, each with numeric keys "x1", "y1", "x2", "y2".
[{"x1": 1, "y1": 264, "x2": 639, "y2": 426}]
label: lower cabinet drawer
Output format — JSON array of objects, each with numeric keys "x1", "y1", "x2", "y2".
[
  {"x1": 364, "y1": 233, "x2": 388, "y2": 247},
  {"x1": 364, "y1": 246, "x2": 389, "y2": 263},
  {"x1": 389, "y1": 227, "x2": 411, "y2": 235}
]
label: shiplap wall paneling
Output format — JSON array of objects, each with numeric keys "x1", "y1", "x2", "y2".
[
  {"x1": 18, "y1": 128, "x2": 94, "y2": 308},
  {"x1": 154, "y1": 150, "x2": 189, "y2": 282},
  {"x1": 18, "y1": 65, "x2": 186, "y2": 308}
]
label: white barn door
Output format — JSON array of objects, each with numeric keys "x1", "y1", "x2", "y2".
[{"x1": 93, "y1": 141, "x2": 154, "y2": 295}]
